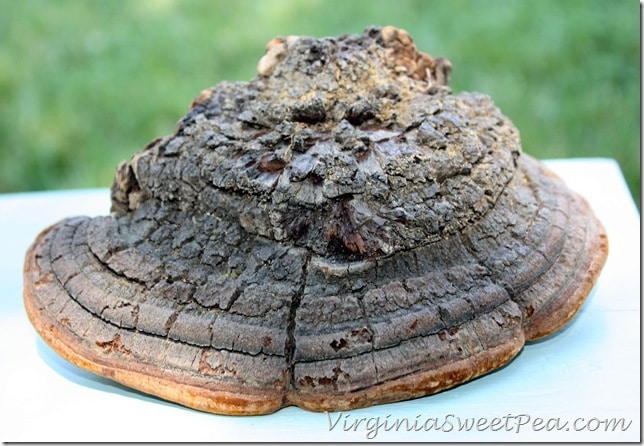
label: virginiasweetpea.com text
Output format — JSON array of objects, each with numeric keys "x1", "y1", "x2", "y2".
[{"x1": 327, "y1": 412, "x2": 633, "y2": 439}]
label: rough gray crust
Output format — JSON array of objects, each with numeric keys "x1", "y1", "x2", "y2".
[{"x1": 24, "y1": 26, "x2": 608, "y2": 415}]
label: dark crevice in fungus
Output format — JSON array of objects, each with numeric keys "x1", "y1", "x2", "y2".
[{"x1": 285, "y1": 252, "x2": 312, "y2": 390}]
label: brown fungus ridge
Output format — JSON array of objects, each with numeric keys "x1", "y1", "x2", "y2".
[{"x1": 24, "y1": 26, "x2": 608, "y2": 415}]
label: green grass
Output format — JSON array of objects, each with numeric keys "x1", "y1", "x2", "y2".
[{"x1": 0, "y1": 0, "x2": 639, "y2": 206}]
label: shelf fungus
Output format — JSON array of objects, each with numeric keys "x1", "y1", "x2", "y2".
[{"x1": 24, "y1": 26, "x2": 608, "y2": 415}]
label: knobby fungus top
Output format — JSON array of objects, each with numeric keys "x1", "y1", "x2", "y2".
[{"x1": 24, "y1": 26, "x2": 608, "y2": 415}]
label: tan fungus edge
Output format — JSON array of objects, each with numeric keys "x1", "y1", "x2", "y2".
[{"x1": 523, "y1": 168, "x2": 609, "y2": 341}]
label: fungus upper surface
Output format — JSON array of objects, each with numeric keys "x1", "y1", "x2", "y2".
[{"x1": 24, "y1": 26, "x2": 608, "y2": 415}]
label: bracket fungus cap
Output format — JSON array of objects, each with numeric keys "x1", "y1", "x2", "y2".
[{"x1": 24, "y1": 26, "x2": 608, "y2": 415}]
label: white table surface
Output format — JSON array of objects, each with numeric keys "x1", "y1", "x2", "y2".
[{"x1": 0, "y1": 158, "x2": 639, "y2": 442}]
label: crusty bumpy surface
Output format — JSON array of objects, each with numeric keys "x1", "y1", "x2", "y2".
[{"x1": 24, "y1": 26, "x2": 608, "y2": 415}]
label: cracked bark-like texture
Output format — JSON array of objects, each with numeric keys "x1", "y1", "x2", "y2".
[{"x1": 24, "y1": 26, "x2": 608, "y2": 415}]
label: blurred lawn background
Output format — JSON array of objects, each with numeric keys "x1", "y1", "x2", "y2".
[{"x1": 0, "y1": 0, "x2": 640, "y2": 205}]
